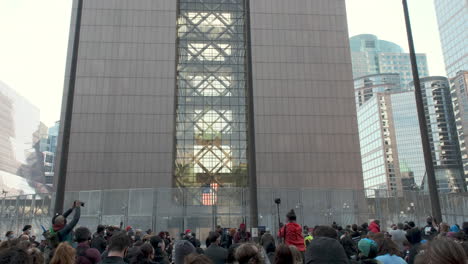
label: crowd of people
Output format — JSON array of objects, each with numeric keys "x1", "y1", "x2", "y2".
[{"x1": 0, "y1": 201, "x2": 467, "y2": 264}]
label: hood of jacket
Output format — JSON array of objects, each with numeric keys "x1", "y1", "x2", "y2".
[{"x1": 305, "y1": 237, "x2": 349, "y2": 264}]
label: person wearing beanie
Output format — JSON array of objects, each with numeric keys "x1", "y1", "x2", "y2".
[
  {"x1": 278, "y1": 210, "x2": 305, "y2": 253},
  {"x1": 172, "y1": 240, "x2": 195, "y2": 264},
  {"x1": 357, "y1": 238, "x2": 383, "y2": 264}
]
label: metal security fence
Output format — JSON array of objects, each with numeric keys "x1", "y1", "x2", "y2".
[{"x1": 1, "y1": 188, "x2": 467, "y2": 243}]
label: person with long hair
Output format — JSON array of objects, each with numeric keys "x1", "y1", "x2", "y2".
[
  {"x1": 415, "y1": 237, "x2": 467, "y2": 264},
  {"x1": 130, "y1": 243, "x2": 156, "y2": 264},
  {"x1": 274, "y1": 244, "x2": 293, "y2": 264},
  {"x1": 375, "y1": 238, "x2": 406, "y2": 264},
  {"x1": 50, "y1": 242, "x2": 76, "y2": 264}
]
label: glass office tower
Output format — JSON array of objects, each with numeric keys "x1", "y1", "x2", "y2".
[
  {"x1": 350, "y1": 34, "x2": 429, "y2": 88},
  {"x1": 410, "y1": 77, "x2": 465, "y2": 192},
  {"x1": 434, "y1": 0, "x2": 467, "y2": 78}
]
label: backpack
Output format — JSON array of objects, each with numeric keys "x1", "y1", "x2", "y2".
[{"x1": 43, "y1": 228, "x2": 60, "y2": 249}]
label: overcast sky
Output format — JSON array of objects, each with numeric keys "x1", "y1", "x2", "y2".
[{"x1": 0, "y1": 0, "x2": 446, "y2": 127}]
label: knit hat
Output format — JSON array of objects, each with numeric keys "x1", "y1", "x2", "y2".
[
  {"x1": 174, "y1": 240, "x2": 195, "y2": 264},
  {"x1": 450, "y1": 225, "x2": 460, "y2": 232},
  {"x1": 126, "y1": 226, "x2": 132, "y2": 232},
  {"x1": 185, "y1": 229, "x2": 192, "y2": 235},
  {"x1": 358, "y1": 238, "x2": 378, "y2": 257}
]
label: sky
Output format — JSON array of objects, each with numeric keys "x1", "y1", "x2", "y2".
[{"x1": 0, "y1": 0, "x2": 446, "y2": 127}]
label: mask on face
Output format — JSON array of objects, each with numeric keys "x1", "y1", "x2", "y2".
[
  {"x1": 8, "y1": 234, "x2": 14, "y2": 239},
  {"x1": 25, "y1": 230, "x2": 31, "y2": 235}
]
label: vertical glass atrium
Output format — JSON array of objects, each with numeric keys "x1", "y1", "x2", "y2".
[{"x1": 174, "y1": 0, "x2": 248, "y2": 189}]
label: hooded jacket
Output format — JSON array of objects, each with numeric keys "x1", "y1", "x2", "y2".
[
  {"x1": 278, "y1": 222, "x2": 305, "y2": 251},
  {"x1": 305, "y1": 237, "x2": 349, "y2": 264},
  {"x1": 368, "y1": 222, "x2": 380, "y2": 234},
  {"x1": 234, "y1": 224, "x2": 251, "y2": 243}
]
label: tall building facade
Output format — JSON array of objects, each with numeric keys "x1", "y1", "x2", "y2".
[
  {"x1": 0, "y1": 81, "x2": 50, "y2": 195},
  {"x1": 450, "y1": 71, "x2": 468, "y2": 186},
  {"x1": 410, "y1": 77, "x2": 465, "y2": 192},
  {"x1": 56, "y1": 0, "x2": 363, "y2": 192},
  {"x1": 355, "y1": 74, "x2": 424, "y2": 195},
  {"x1": 350, "y1": 34, "x2": 429, "y2": 88},
  {"x1": 434, "y1": 0, "x2": 467, "y2": 78}
]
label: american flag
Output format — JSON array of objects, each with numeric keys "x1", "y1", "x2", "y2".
[{"x1": 202, "y1": 183, "x2": 218, "y2": 205}]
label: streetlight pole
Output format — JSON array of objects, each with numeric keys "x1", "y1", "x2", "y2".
[{"x1": 402, "y1": 0, "x2": 442, "y2": 222}]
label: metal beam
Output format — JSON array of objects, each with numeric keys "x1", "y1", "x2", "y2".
[
  {"x1": 402, "y1": 0, "x2": 442, "y2": 222},
  {"x1": 54, "y1": 0, "x2": 83, "y2": 215}
]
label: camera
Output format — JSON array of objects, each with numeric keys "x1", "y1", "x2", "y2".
[
  {"x1": 80, "y1": 202, "x2": 85, "y2": 207},
  {"x1": 274, "y1": 198, "x2": 281, "y2": 204}
]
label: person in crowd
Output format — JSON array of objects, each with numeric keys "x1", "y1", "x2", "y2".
[
  {"x1": 265, "y1": 242, "x2": 276, "y2": 263},
  {"x1": 414, "y1": 237, "x2": 467, "y2": 264},
  {"x1": 130, "y1": 243, "x2": 155, "y2": 264},
  {"x1": 0, "y1": 247, "x2": 32, "y2": 264},
  {"x1": 357, "y1": 238, "x2": 383, "y2": 264},
  {"x1": 99, "y1": 231, "x2": 131, "y2": 264},
  {"x1": 405, "y1": 227, "x2": 422, "y2": 264},
  {"x1": 375, "y1": 238, "x2": 407, "y2": 264},
  {"x1": 234, "y1": 223, "x2": 251, "y2": 243},
  {"x1": 289, "y1": 245, "x2": 303, "y2": 264},
  {"x1": 351, "y1": 224, "x2": 362, "y2": 242},
  {"x1": 422, "y1": 216, "x2": 437, "y2": 241},
  {"x1": 4, "y1": 231, "x2": 14, "y2": 241},
  {"x1": 184, "y1": 253, "x2": 214, "y2": 264},
  {"x1": 214, "y1": 226, "x2": 228, "y2": 248},
  {"x1": 75, "y1": 226, "x2": 101, "y2": 264},
  {"x1": 150, "y1": 235, "x2": 170, "y2": 264},
  {"x1": 304, "y1": 228, "x2": 314, "y2": 248},
  {"x1": 361, "y1": 223, "x2": 369, "y2": 235},
  {"x1": 438, "y1": 222, "x2": 450, "y2": 237},
  {"x1": 273, "y1": 244, "x2": 293, "y2": 264},
  {"x1": 173, "y1": 239, "x2": 196, "y2": 264},
  {"x1": 50, "y1": 242, "x2": 76, "y2": 264},
  {"x1": 389, "y1": 223, "x2": 407, "y2": 253},
  {"x1": 21, "y1": 225, "x2": 32, "y2": 240},
  {"x1": 51, "y1": 200, "x2": 82, "y2": 244},
  {"x1": 28, "y1": 247, "x2": 44, "y2": 264},
  {"x1": 91, "y1": 225, "x2": 107, "y2": 254},
  {"x1": 278, "y1": 209, "x2": 305, "y2": 256},
  {"x1": 369, "y1": 220, "x2": 381, "y2": 234},
  {"x1": 260, "y1": 228, "x2": 275, "y2": 251},
  {"x1": 305, "y1": 233, "x2": 349, "y2": 263},
  {"x1": 313, "y1": 225, "x2": 338, "y2": 240},
  {"x1": 204, "y1": 232, "x2": 228, "y2": 264},
  {"x1": 105, "y1": 226, "x2": 115, "y2": 243},
  {"x1": 340, "y1": 231, "x2": 358, "y2": 260},
  {"x1": 234, "y1": 243, "x2": 263, "y2": 264}
]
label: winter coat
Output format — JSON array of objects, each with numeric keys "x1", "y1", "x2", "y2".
[
  {"x1": 76, "y1": 242, "x2": 102, "y2": 264},
  {"x1": 368, "y1": 222, "x2": 380, "y2": 234},
  {"x1": 91, "y1": 234, "x2": 107, "y2": 253},
  {"x1": 204, "y1": 244, "x2": 228, "y2": 264},
  {"x1": 278, "y1": 222, "x2": 305, "y2": 252}
]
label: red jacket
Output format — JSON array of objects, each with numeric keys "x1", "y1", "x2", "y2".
[
  {"x1": 278, "y1": 222, "x2": 305, "y2": 251},
  {"x1": 369, "y1": 221, "x2": 380, "y2": 233}
]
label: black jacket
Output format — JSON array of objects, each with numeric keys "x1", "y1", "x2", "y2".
[
  {"x1": 305, "y1": 237, "x2": 349, "y2": 264},
  {"x1": 99, "y1": 256, "x2": 127, "y2": 264},
  {"x1": 91, "y1": 234, "x2": 107, "y2": 253},
  {"x1": 204, "y1": 244, "x2": 228, "y2": 264}
]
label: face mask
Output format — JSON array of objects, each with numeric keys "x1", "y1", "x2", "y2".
[
  {"x1": 25, "y1": 230, "x2": 31, "y2": 235},
  {"x1": 8, "y1": 234, "x2": 14, "y2": 239}
]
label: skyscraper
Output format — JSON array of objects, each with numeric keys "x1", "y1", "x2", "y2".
[
  {"x1": 0, "y1": 81, "x2": 50, "y2": 194},
  {"x1": 434, "y1": 0, "x2": 467, "y2": 78},
  {"x1": 410, "y1": 77, "x2": 465, "y2": 192},
  {"x1": 450, "y1": 71, "x2": 468, "y2": 187},
  {"x1": 350, "y1": 34, "x2": 429, "y2": 88},
  {"x1": 56, "y1": 0, "x2": 363, "y2": 192},
  {"x1": 40, "y1": 121, "x2": 60, "y2": 185}
]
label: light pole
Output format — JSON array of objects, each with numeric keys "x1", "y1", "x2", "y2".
[{"x1": 402, "y1": 0, "x2": 442, "y2": 222}]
